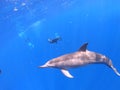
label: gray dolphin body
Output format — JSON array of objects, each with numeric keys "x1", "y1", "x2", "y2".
[{"x1": 39, "y1": 43, "x2": 120, "y2": 78}]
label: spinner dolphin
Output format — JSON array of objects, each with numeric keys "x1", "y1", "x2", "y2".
[{"x1": 39, "y1": 43, "x2": 120, "y2": 78}]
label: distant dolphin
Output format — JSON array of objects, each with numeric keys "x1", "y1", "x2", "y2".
[{"x1": 39, "y1": 43, "x2": 120, "y2": 78}]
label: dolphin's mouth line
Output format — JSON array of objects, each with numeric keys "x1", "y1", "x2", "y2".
[{"x1": 38, "y1": 65, "x2": 48, "y2": 68}]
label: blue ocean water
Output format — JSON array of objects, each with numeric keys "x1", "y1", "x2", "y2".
[{"x1": 0, "y1": 0, "x2": 120, "y2": 90}]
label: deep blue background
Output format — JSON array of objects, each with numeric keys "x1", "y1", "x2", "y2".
[{"x1": 0, "y1": 0, "x2": 120, "y2": 90}]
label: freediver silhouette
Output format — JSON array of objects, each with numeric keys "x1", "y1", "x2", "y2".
[{"x1": 48, "y1": 36, "x2": 61, "y2": 44}]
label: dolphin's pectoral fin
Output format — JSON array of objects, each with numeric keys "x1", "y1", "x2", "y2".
[{"x1": 61, "y1": 69, "x2": 74, "y2": 78}]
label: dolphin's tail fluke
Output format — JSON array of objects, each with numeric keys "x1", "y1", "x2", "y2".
[
  {"x1": 110, "y1": 65, "x2": 120, "y2": 76},
  {"x1": 106, "y1": 59, "x2": 120, "y2": 76}
]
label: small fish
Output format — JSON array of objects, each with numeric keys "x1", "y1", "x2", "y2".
[{"x1": 0, "y1": 69, "x2": 2, "y2": 74}]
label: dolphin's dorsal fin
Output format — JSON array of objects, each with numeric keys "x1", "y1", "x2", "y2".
[
  {"x1": 78, "y1": 43, "x2": 88, "y2": 52},
  {"x1": 61, "y1": 69, "x2": 74, "y2": 78}
]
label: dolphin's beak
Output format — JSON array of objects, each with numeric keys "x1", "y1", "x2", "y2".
[{"x1": 38, "y1": 64, "x2": 48, "y2": 68}]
